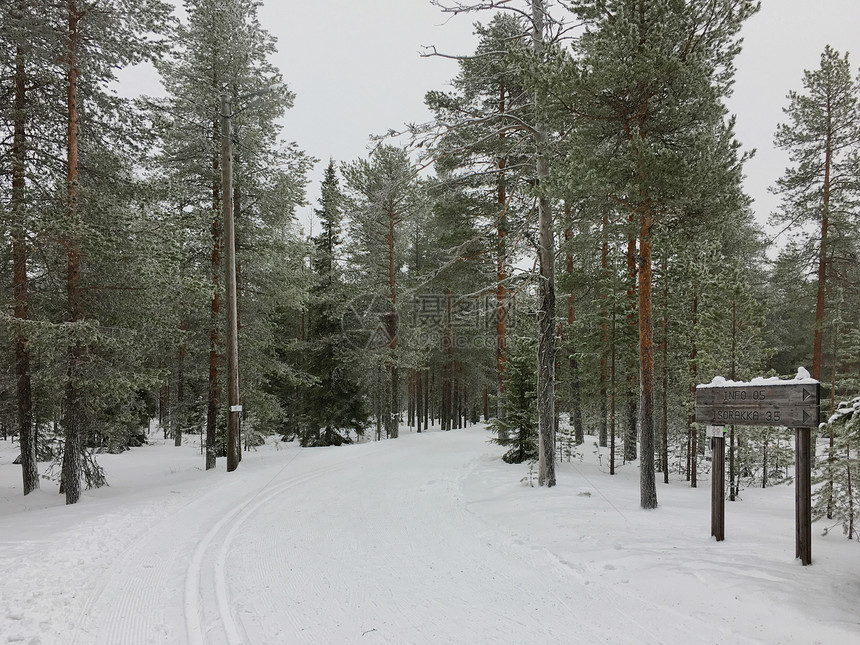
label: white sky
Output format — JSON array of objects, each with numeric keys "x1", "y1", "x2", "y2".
[
  {"x1": 727, "y1": 0, "x2": 860, "y2": 245},
  {"x1": 130, "y1": 0, "x2": 860, "y2": 240}
]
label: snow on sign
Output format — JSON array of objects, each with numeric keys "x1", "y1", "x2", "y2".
[{"x1": 694, "y1": 384, "x2": 819, "y2": 427}]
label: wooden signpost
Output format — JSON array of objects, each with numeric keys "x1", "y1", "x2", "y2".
[
  {"x1": 707, "y1": 425, "x2": 727, "y2": 542},
  {"x1": 695, "y1": 380, "x2": 820, "y2": 565}
]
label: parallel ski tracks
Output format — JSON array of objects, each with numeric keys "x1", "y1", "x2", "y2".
[
  {"x1": 184, "y1": 463, "x2": 351, "y2": 645},
  {"x1": 68, "y1": 447, "x2": 366, "y2": 645}
]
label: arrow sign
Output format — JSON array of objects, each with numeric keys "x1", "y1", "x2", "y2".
[{"x1": 695, "y1": 382, "x2": 819, "y2": 428}]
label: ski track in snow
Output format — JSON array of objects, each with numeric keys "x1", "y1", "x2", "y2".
[{"x1": 3, "y1": 426, "x2": 860, "y2": 644}]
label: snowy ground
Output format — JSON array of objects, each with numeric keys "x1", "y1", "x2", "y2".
[{"x1": 1, "y1": 424, "x2": 858, "y2": 645}]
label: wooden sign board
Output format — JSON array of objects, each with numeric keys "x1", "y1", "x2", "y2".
[
  {"x1": 698, "y1": 378, "x2": 818, "y2": 565},
  {"x1": 694, "y1": 383, "x2": 819, "y2": 428},
  {"x1": 695, "y1": 385, "x2": 818, "y2": 407}
]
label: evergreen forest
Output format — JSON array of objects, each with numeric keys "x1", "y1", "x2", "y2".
[{"x1": 2, "y1": 0, "x2": 859, "y2": 538}]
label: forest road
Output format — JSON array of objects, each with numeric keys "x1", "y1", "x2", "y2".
[{"x1": 68, "y1": 428, "x2": 754, "y2": 644}]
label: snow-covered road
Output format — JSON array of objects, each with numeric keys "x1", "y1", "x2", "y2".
[{"x1": 2, "y1": 426, "x2": 859, "y2": 644}]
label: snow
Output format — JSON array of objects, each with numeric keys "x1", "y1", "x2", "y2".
[
  {"x1": 829, "y1": 397, "x2": 860, "y2": 425},
  {"x1": 697, "y1": 366, "x2": 818, "y2": 389},
  {"x1": 1, "y1": 425, "x2": 859, "y2": 644}
]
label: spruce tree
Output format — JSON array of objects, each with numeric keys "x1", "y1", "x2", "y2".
[
  {"x1": 814, "y1": 398, "x2": 860, "y2": 539},
  {"x1": 302, "y1": 161, "x2": 368, "y2": 446},
  {"x1": 489, "y1": 333, "x2": 538, "y2": 464}
]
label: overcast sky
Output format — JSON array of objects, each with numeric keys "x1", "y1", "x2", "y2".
[{"x1": 139, "y1": 1, "x2": 860, "y2": 240}]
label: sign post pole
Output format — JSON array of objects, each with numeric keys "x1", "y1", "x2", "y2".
[
  {"x1": 708, "y1": 426, "x2": 726, "y2": 542},
  {"x1": 796, "y1": 426, "x2": 812, "y2": 565},
  {"x1": 695, "y1": 380, "x2": 819, "y2": 563}
]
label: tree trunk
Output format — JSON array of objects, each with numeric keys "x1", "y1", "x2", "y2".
[
  {"x1": 455, "y1": 376, "x2": 462, "y2": 429},
  {"x1": 12, "y1": 33, "x2": 38, "y2": 495},
  {"x1": 424, "y1": 367, "x2": 430, "y2": 429},
  {"x1": 176, "y1": 320, "x2": 187, "y2": 447},
  {"x1": 533, "y1": 0, "x2": 555, "y2": 487},
  {"x1": 496, "y1": 82, "x2": 508, "y2": 428},
  {"x1": 827, "y1": 301, "x2": 839, "y2": 518},
  {"x1": 443, "y1": 291, "x2": 453, "y2": 431},
  {"x1": 610, "y1": 292, "x2": 617, "y2": 476},
  {"x1": 598, "y1": 215, "x2": 610, "y2": 448},
  {"x1": 625, "y1": 226, "x2": 638, "y2": 463},
  {"x1": 812, "y1": 113, "x2": 832, "y2": 382},
  {"x1": 689, "y1": 279, "x2": 699, "y2": 488},
  {"x1": 62, "y1": 0, "x2": 83, "y2": 505},
  {"x1": 660, "y1": 258, "x2": 669, "y2": 485},
  {"x1": 565, "y1": 226, "x2": 584, "y2": 445},
  {"x1": 416, "y1": 369, "x2": 423, "y2": 433},
  {"x1": 408, "y1": 370, "x2": 415, "y2": 429},
  {"x1": 206, "y1": 116, "x2": 221, "y2": 470},
  {"x1": 386, "y1": 204, "x2": 399, "y2": 439},
  {"x1": 160, "y1": 384, "x2": 169, "y2": 438},
  {"x1": 639, "y1": 208, "x2": 658, "y2": 509}
]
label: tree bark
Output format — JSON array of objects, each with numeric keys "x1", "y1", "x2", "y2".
[
  {"x1": 176, "y1": 319, "x2": 187, "y2": 447},
  {"x1": 564, "y1": 226, "x2": 584, "y2": 445},
  {"x1": 598, "y1": 215, "x2": 610, "y2": 448},
  {"x1": 62, "y1": 0, "x2": 83, "y2": 505},
  {"x1": 533, "y1": 0, "x2": 555, "y2": 487},
  {"x1": 12, "y1": 32, "x2": 38, "y2": 495},
  {"x1": 206, "y1": 114, "x2": 221, "y2": 470},
  {"x1": 496, "y1": 149, "x2": 508, "y2": 427},
  {"x1": 424, "y1": 367, "x2": 430, "y2": 429},
  {"x1": 689, "y1": 278, "x2": 699, "y2": 488},
  {"x1": 625, "y1": 226, "x2": 638, "y2": 463},
  {"x1": 639, "y1": 208, "x2": 658, "y2": 509},
  {"x1": 386, "y1": 204, "x2": 399, "y2": 439},
  {"x1": 812, "y1": 106, "x2": 832, "y2": 382},
  {"x1": 660, "y1": 258, "x2": 669, "y2": 484},
  {"x1": 610, "y1": 288, "x2": 617, "y2": 476}
]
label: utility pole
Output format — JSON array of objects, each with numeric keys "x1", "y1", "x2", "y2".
[
  {"x1": 221, "y1": 93, "x2": 241, "y2": 472},
  {"x1": 219, "y1": 83, "x2": 285, "y2": 472}
]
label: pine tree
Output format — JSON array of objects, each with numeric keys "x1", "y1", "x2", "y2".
[
  {"x1": 430, "y1": 0, "x2": 563, "y2": 485},
  {"x1": 0, "y1": 0, "x2": 59, "y2": 494},
  {"x1": 772, "y1": 46, "x2": 860, "y2": 386},
  {"x1": 564, "y1": 0, "x2": 758, "y2": 508},
  {"x1": 54, "y1": 0, "x2": 172, "y2": 503},
  {"x1": 154, "y1": 0, "x2": 307, "y2": 466},
  {"x1": 424, "y1": 13, "x2": 534, "y2": 425},
  {"x1": 343, "y1": 145, "x2": 421, "y2": 439}
]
